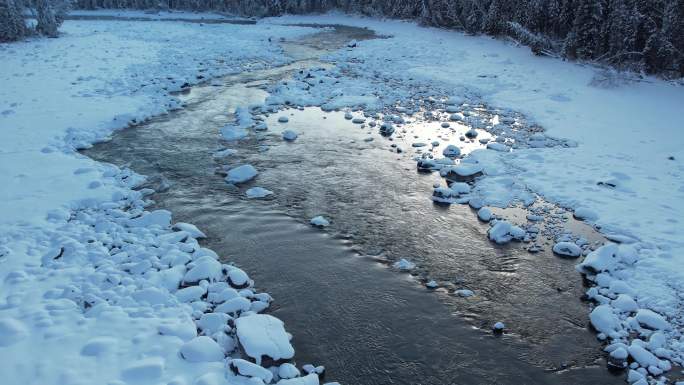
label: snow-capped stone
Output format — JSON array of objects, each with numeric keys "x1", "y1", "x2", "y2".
[
  {"x1": 172, "y1": 222, "x2": 207, "y2": 239},
  {"x1": 612, "y1": 294, "x2": 638, "y2": 313},
  {"x1": 477, "y1": 207, "x2": 493, "y2": 222},
  {"x1": 278, "y1": 363, "x2": 300, "y2": 379},
  {"x1": 184, "y1": 256, "x2": 222, "y2": 283},
  {"x1": 442, "y1": 144, "x2": 461, "y2": 158},
  {"x1": 552, "y1": 242, "x2": 582, "y2": 258},
  {"x1": 302, "y1": 365, "x2": 325, "y2": 375},
  {"x1": 635, "y1": 309, "x2": 670, "y2": 330},
  {"x1": 426, "y1": 280, "x2": 438, "y2": 289},
  {"x1": 493, "y1": 322, "x2": 505, "y2": 333},
  {"x1": 590, "y1": 305, "x2": 620, "y2": 337},
  {"x1": 455, "y1": 289, "x2": 474, "y2": 297},
  {"x1": 393, "y1": 258, "x2": 415, "y2": 270},
  {"x1": 228, "y1": 267, "x2": 249, "y2": 288},
  {"x1": 198, "y1": 312, "x2": 231, "y2": 335},
  {"x1": 276, "y1": 373, "x2": 320, "y2": 385},
  {"x1": 234, "y1": 314, "x2": 294, "y2": 365},
  {"x1": 229, "y1": 359, "x2": 273, "y2": 383},
  {"x1": 486, "y1": 142, "x2": 509, "y2": 152},
  {"x1": 577, "y1": 244, "x2": 619, "y2": 274},
  {"x1": 431, "y1": 186, "x2": 459, "y2": 204},
  {"x1": 180, "y1": 336, "x2": 225, "y2": 362},
  {"x1": 215, "y1": 297, "x2": 251, "y2": 314},
  {"x1": 278, "y1": 116, "x2": 289, "y2": 123},
  {"x1": 176, "y1": 285, "x2": 207, "y2": 302},
  {"x1": 344, "y1": 112, "x2": 353, "y2": 120},
  {"x1": 282, "y1": 130, "x2": 298, "y2": 141},
  {"x1": 310, "y1": 216, "x2": 330, "y2": 227},
  {"x1": 573, "y1": 207, "x2": 598, "y2": 221},
  {"x1": 628, "y1": 344, "x2": 660, "y2": 368},
  {"x1": 246, "y1": 187, "x2": 273, "y2": 199},
  {"x1": 487, "y1": 220, "x2": 525, "y2": 244},
  {"x1": 225, "y1": 164, "x2": 258, "y2": 184},
  {"x1": 129, "y1": 209, "x2": 172, "y2": 228}
]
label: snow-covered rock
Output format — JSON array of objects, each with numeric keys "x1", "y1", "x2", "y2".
[
  {"x1": 487, "y1": 220, "x2": 525, "y2": 244},
  {"x1": 477, "y1": 207, "x2": 493, "y2": 222},
  {"x1": 246, "y1": 187, "x2": 273, "y2": 199},
  {"x1": 310, "y1": 216, "x2": 330, "y2": 227},
  {"x1": 234, "y1": 314, "x2": 294, "y2": 365},
  {"x1": 229, "y1": 359, "x2": 273, "y2": 383},
  {"x1": 282, "y1": 130, "x2": 298, "y2": 141},
  {"x1": 180, "y1": 336, "x2": 225, "y2": 362},
  {"x1": 442, "y1": 144, "x2": 461, "y2": 158},
  {"x1": 552, "y1": 241, "x2": 582, "y2": 258},
  {"x1": 173, "y1": 222, "x2": 207, "y2": 239},
  {"x1": 393, "y1": 258, "x2": 416, "y2": 270},
  {"x1": 225, "y1": 164, "x2": 258, "y2": 184},
  {"x1": 184, "y1": 256, "x2": 223, "y2": 283},
  {"x1": 589, "y1": 305, "x2": 620, "y2": 337},
  {"x1": 635, "y1": 309, "x2": 670, "y2": 331}
]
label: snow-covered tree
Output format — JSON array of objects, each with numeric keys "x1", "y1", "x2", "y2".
[{"x1": 0, "y1": 0, "x2": 27, "y2": 42}]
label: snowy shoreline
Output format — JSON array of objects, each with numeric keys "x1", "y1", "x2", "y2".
[
  {"x1": 252, "y1": 14, "x2": 684, "y2": 384},
  {"x1": 0, "y1": 14, "x2": 331, "y2": 385},
  {"x1": 1, "y1": 10, "x2": 683, "y2": 385}
]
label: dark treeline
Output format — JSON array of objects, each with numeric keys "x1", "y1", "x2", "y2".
[
  {"x1": 3, "y1": 0, "x2": 683, "y2": 77},
  {"x1": 1, "y1": 0, "x2": 70, "y2": 40}
]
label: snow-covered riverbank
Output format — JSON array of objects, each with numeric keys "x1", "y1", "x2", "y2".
[
  {"x1": 1, "y1": 9, "x2": 683, "y2": 385},
  {"x1": 256, "y1": 14, "x2": 684, "y2": 384},
  {"x1": 0, "y1": 14, "x2": 328, "y2": 385}
]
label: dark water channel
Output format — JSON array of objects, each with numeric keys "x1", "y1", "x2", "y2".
[{"x1": 83, "y1": 24, "x2": 623, "y2": 385}]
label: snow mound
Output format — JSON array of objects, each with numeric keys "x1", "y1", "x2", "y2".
[
  {"x1": 552, "y1": 241, "x2": 582, "y2": 258},
  {"x1": 235, "y1": 314, "x2": 294, "y2": 365},
  {"x1": 180, "y1": 336, "x2": 225, "y2": 362},
  {"x1": 487, "y1": 220, "x2": 525, "y2": 244},
  {"x1": 0, "y1": 318, "x2": 28, "y2": 347}
]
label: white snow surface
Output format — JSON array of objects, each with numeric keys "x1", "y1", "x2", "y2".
[
  {"x1": 3, "y1": 8, "x2": 684, "y2": 384},
  {"x1": 0, "y1": 12, "x2": 315, "y2": 385}
]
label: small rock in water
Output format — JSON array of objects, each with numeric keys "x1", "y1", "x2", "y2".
[
  {"x1": 379, "y1": 122, "x2": 395, "y2": 136},
  {"x1": 225, "y1": 164, "x2": 258, "y2": 184},
  {"x1": 493, "y1": 322, "x2": 505, "y2": 334},
  {"x1": 246, "y1": 187, "x2": 273, "y2": 199},
  {"x1": 393, "y1": 258, "x2": 416, "y2": 271},
  {"x1": 442, "y1": 145, "x2": 461, "y2": 158},
  {"x1": 465, "y1": 129, "x2": 478, "y2": 138},
  {"x1": 278, "y1": 116, "x2": 289, "y2": 123},
  {"x1": 455, "y1": 289, "x2": 474, "y2": 297},
  {"x1": 282, "y1": 130, "x2": 298, "y2": 141},
  {"x1": 426, "y1": 280, "x2": 438, "y2": 289},
  {"x1": 310, "y1": 216, "x2": 330, "y2": 228}
]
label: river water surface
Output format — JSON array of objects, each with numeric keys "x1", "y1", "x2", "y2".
[{"x1": 83, "y1": 23, "x2": 623, "y2": 385}]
